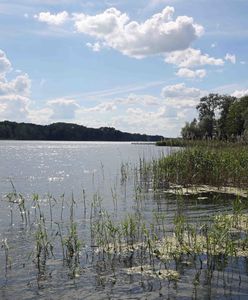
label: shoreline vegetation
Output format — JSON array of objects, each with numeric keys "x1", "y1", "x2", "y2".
[
  {"x1": 153, "y1": 93, "x2": 248, "y2": 195},
  {"x1": 0, "y1": 121, "x2": 163, "y2": 142},
  {"x1": 147, "y1": 145, "x2": 248, "y2": 191}
]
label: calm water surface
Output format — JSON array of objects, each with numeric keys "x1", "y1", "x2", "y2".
[{"x1": 0, "y1": 141, "x2": 166, "y2": 197}]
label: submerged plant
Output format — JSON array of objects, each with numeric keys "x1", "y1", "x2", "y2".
[
  {"x1": 1, "y1": 238, "x2": 12, "y2": 276},
  {"x1": 63, "y1": 196, "x2": 83, "y2": 278},
  {"x1": 33, "y1": 216, "x2": 54, "y2": 279}
]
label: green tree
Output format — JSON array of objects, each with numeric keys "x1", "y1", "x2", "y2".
[
  {"x1": 181, "y1": 118, "x2": 202, "y2": 139},
  {"x1": 225, "y1": 96, "x2": 248, "y2": 139},
  {"x1": 196, "y1": 94, "x2": 222, "y2": 138},
  {"x1": 216, "y1": 95, "x2": 236, "y2": 139}
]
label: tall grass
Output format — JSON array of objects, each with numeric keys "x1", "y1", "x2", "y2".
[
  {"x1": 156, "y1": 138, "x2": 248, "y2": 148},
  {"x1": 150, "y1": 145, "x2": 248, "y2": 189}
]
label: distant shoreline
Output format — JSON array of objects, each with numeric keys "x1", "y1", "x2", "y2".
[{"x1": 0, "y1": 121, "x2": 164, "y2": 142}]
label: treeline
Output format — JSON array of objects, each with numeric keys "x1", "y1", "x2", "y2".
[
  {"x1": 0, "y1": 121, "x2": 163, "y2": 142},
  {"x1": 181, "y1": 94, "x2": 248, "y2": 141}
]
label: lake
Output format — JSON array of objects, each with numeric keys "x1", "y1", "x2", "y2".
[{"x1": 0, "y1": 141, "x2": 247, "y2": 299}]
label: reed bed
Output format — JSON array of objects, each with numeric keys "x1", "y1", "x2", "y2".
[
  {"x1": 147, "y1": 145, "x2": 248, "y2": 189},
  {"x1": 156, "y1": 138, "x2": 248, "y2": 148}
]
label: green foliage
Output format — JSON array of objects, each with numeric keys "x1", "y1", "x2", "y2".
[
  {"x1": 181, "y1": 94, "x2": 248, "y2": 141},
  {"x1": 153, "y1": 145, "x2": 248, "y2": 188},
  {"x1": 0, "y1": 120, "x2": 163, "y2": 141}
]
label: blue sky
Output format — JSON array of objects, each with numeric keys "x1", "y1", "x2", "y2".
[{"x1": 0, "y1": 0, "x2": 247, "y2": 136}]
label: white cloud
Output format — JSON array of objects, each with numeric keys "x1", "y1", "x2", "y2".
[
  {"x1": 82, "y1": 102, "x2": 117, "y2": 113},
  {"x1": 176, "y1": 68, "x2": 206, "y2": 79},
  {"x1": 231, "y1": 89, "x2": 248, "y2": 98},
  {"x1": 165, "y1": 47, "x2": 224, "y2": 68},
  {"x1": 128, "y1": 105, "x2": 179, "y2": 119},
  {"x1": 0, "y1": 94, "x2": 30, "y2": 122},
  {"x1": 73, "y1": 6, "x2": 203, "y2": 58},
  {"x1": 110, "y1": 105, "x2": 182, "y2": 136},
  {"x1": 86, "y1": 42, "x2": 103, "y2": 52},
  {"x1": 161, "y1": 83, "x2": 202, "y2": 99},
  {"x1": 116, "y1": 94, "x2": 159, "y2": 106},
  {"x1": 161, "y1": 83, "x2": 206, "y2": 113},
  {"x1": 108, "y1": 84, "x2": 204, "y2": 135},
  {"x1": 28, "y1": 107, "x2": 53, "y2": 124},
  {"x1": 12, "y1": 73, "x2": 31, "y2": 96},
  {"x1": 0, "y1": 50, "x2": 11, "y2": 75},
  {"x1": 225, "y1": 53, "x2": 236, "y2": 64},
  {"x1": 47, "y1": 98, "x2": 80, "y2": 119},
  {"x1": 0, "y1": 50, "x2": 32, "y2": 122},
  {"x1": 34, "y1": 11, "x2": 69, "y2": 25},
  {"x1": 0, "y1": 73, "x2": 31, "y2": 96}
]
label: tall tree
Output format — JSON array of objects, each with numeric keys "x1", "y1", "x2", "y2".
[
  {"x1": 217, "y1": 95, "x2": 236, "y2": 139},
  {"x1": 196, "y1": 94, "x2": 221, "y2": 138}
]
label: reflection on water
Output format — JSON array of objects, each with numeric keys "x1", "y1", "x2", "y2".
[
  {"x1": 0, "y1": 141, "x2": 247, "y2": 299},
  {"x1": 0, "y1": 141, "x2": 166, "y2": 198}
]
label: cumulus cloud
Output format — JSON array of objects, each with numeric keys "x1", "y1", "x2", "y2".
[
  {"x1": 12, "y1": 74, "x2": 31, "y2": 96},
  {"x1": 161, "y1": 83, "x2": 205, "y2": 112},
  {"x1": 28, "y1": 107, "x2": 53, "y2": 124},
  {"x1": 110, "y1": 105, "x2": 181, "y2": 136},
  {"x1": 0, "y1": 50, "x2": 11, "y2": 75},
  {"x1": 0, "y1": 95, "x2": 30, "y2": 121},
  {"x1": 176, "y1": 68, "x2": 206, "y2": 79},
  {"x1": 0, "y1": 73, "x2": 31, "y2": 96},
  {"x1": 47, "y1": 98, "x2": 80, "y2": 119},
  {"x1": 231, "y1": 89, "x2": 248, "y2": 98},
  {"x1": 225, "y1": 53, "x2": 236, "y2": 64},
  {"x1": 162, "y1": 83, "x2": 202, "y2": 99},
  {"x1": 72, "y1": 6, "x2": 203, "y2": 58},
  {"x1": 34, "y1": 11, "x2": 69, "y2": 25},
  {"x1": 165, "y1": 48, "x2": 224, "y2": 68},
  {"x1": 0, "y1": 50, "x2": 32, "y2": 122}
]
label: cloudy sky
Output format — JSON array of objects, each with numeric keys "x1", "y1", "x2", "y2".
[{"x1": 0, "y1": 0, "x2": 247, "y2": 136}]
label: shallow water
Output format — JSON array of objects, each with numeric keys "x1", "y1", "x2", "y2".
[{"x1": 0, "y1": 141, "x2": 247, "y2": 299}]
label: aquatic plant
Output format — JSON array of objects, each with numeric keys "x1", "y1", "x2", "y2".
[
  {"x1": 33, "y1": 216, "x2": 54, "y2": 278},
  {"x1": 1, "y1": 238, "x2": 11, "y2": 276},
  {"x1": 142, "y1": 145, "x2": 248, "y2": 190}
]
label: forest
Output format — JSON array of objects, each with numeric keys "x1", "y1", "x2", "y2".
[{"x1": 0, "y1": 121, "x2": 163, "y2": 142}]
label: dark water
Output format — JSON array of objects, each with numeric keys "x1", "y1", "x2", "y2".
[{"x1": 0, "y1": 141, "x2": 247, "y2": 299}]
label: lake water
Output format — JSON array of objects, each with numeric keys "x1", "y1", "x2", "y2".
[
  {"x1": 0, "y1": 141, "x2": 166, "y2": 197},
  {"x1": 0, "y1": 141, "x2": 247, "y2": 299}
]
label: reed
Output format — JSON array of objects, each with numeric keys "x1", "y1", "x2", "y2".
[
  {"x1": 1, "y1": 238, "x2": 11, "y2": 276},
  {"x1": 33, "y1": 216, "x2": 54, "y2": 275},
  {"x1": 147, "y1": 145, "x2": 248, "y2": 189}
]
